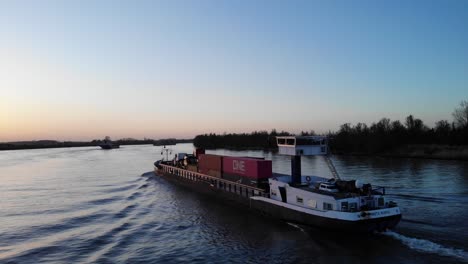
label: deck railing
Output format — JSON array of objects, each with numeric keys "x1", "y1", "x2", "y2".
[{"x1": 158, "y1": 164, "x2": 269, "y2": 198}]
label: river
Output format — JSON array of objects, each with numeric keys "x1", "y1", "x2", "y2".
[{"x1": 0, "y1": 143, "x2": 467, "y2": 263}]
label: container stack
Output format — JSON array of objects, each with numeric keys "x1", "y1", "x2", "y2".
[
  {"x1": 221, "y1": 156, "x2": 272, "y2": 188},
  {"x1": 197, "y1": 154, "x2": 273, "y2": 188}
]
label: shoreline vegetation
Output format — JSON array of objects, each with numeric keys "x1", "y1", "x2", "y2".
[
  {"x1": 193, "y1": 133, "x2": 468, "y2": 161},
  {"x1": 0, "y1": 138, "x2": 193, "y2": 151},
  {"x1": 3, "y1": 102, "x2": 466, "y2": 160},
  {"x1": 193, "y1": 101, "x2": 468, "y2": 161}
]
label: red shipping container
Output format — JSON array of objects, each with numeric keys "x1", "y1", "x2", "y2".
[
  {"x1": 198, "y1": 154, "x2": 223, "y2": 171},
  {"x1": 222, "y1": 157, "x2": 272, "y2": 179}
]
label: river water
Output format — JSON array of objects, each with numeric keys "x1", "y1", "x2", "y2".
[{"x1": 0, "y1": 143, "x2": 467, "y2": 263}]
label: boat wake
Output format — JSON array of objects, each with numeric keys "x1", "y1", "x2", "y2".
[
  {"x1": 382, "y1": 231, "x2": 468, "y2": 261},
  {"x1": 286, "y1": 222, "x2": 306, "y2": 233}
]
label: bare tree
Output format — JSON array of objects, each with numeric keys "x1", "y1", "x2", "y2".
[
  {"x1": 405, "y1": 115, "x2": 414, "y2": 130},
  {"x1": 435, "y1": 120, "x2": 450, "y2": 133},
  {"x1": 452, "y1": 100, "x2": 468, "y2": 128}
]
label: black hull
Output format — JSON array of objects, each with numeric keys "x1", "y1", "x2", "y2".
[
  {"x1": 155, "y1": 169, "x2": 401, "y2": 233},
  {"x1": 100, "y1": 145, "x2": 120, "y2": 149},
  {"x1": 158, "y1": 170, "x2": 251, "y2": 208}
]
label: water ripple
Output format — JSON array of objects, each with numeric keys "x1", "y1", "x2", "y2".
[{"x1": 1, "y1": 145, "x2": 467, "y2": 264}]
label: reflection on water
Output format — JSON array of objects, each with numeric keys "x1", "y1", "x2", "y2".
[{"x1": 0, "y1": 143, "x2": 467, "y2": 263}]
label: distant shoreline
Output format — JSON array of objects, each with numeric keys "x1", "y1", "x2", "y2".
[
  {"x1": 3, "y1": 140, "x2": 467, "y2": 161},
  {"x1": 0, "y1": 142, "x2": 97, "y2": 151},
  {"x1": 0, "y1": 139, "x2": 193, "y2": 151}
]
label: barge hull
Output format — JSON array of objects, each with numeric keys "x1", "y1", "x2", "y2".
[
  {"x1": 156, "y1": 168, "x2": 400, "y2": 233},
  {"x1": 250, "y1": 197, "x2": 401, "y2": 233},
  {"x1": 156, "y1": 170, "x2": 252, "y2": 208}
]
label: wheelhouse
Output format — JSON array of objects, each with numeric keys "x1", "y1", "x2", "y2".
[{"x1": 276, "y1": 136, "x2": 328, "y2": 156}]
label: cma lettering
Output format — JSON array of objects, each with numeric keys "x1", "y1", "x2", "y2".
[{"x1": 233, "y1": 160, "x2": 245, "y2": 173}]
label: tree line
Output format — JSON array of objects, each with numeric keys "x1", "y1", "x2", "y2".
[
  {"x1": 332, "y1": 100, "x2": 467, "y2": 154},
  {"x1": 193, "y1": 130, "x2": 292, "y2": 150},
  {"x1": 194, "y1": 101, "x2": 468, "y2": 153}
]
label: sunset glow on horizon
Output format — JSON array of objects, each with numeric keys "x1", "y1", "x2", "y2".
[{"x1": 1, "y1": 1, "x2": 467, "y2": 142}]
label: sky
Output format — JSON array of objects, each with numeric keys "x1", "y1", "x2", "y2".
[{"x1": 1, "y1": 0, "x2": 467, "y2": 141}]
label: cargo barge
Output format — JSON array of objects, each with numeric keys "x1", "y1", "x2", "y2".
[{"x1": 154, "y1": 136, "x2": 401, "y2": 233}]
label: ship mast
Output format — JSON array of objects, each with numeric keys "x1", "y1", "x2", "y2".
[{"x1": 160, "y1": 145, "x2": 172, "y2": 161}]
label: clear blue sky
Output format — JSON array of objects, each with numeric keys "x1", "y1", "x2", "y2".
[{"x1": 1, "y1": 0, "x2": 467, "y2": 141}]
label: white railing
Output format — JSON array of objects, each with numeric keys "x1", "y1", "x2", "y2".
[{"x1": 158, "y1": 164, "x2": 269, "y2": 198}]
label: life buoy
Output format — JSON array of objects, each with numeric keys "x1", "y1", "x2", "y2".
[{"x1": 305, "y1": 176, "x2": 311, "y2": 182}]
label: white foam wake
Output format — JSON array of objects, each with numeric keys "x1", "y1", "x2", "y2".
[
  {"x1": 382, "y1": 231, "x2": 468, "y2": 261},
  {"x1": 286, "y1": 222, "x2": 305, "y2": 232}
]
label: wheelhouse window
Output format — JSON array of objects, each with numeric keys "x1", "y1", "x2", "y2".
[
  {"x1": 286, "y1": 138, "x2": 295, "y2": 145},
  {"x1": 296, "y1": 196, "x2": 303, "y2": 203},
  {"x1": 349, "y1": 202, "x2": 357, "y2": 211},
  {"x1": 378, "y1": 197, "x2": 384, "y2": 207},
  {"x1": 323, "y1": 202, "x2": 333, "y2": 210},
  {"x1": 277, "y1": 138, "x2": 286, "y2": 145},
  {"x1": 341, "y1": 201, "x2": 349, "y2": 211}
]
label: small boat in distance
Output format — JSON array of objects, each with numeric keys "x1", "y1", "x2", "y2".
[{"x1": 99, "y1": 136, "x2": 120, "y2": 149}]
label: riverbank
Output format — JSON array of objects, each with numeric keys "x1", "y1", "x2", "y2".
[
  {"x1": 5, "y1": 140, "x2": 466, "y2": 161},
  {"x1": 0, "y1": 141, "x2": 96, "y2": 151},
  {"x1": 0, "y1": 138, "x2": 193, "y2": 151}
]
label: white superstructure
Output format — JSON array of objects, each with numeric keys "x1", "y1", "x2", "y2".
[{"x1": 255, "y1": 136, "x2": 401, "y2": 230}]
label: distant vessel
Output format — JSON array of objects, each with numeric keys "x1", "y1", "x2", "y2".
[
  {"x1": 99, "y1": 136, "x2": 120, "y2": 149},
  {"x1": 154, "y1": 136, "x2": 401, "y2": 233}
]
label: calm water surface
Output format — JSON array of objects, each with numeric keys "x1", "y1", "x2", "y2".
[{"x1": 1, "y1": 143, "x2": 467, "y2": 263}]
